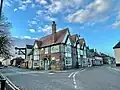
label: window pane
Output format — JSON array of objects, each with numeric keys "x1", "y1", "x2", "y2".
[{"x1": 45, "y1": 48, "x2": 48, "y2": 54}]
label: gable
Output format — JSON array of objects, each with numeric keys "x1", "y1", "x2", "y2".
[
  {"x1": 113, "y1": 41, "x2": 120, "y2": 49},
  {"x1": 62, "y1": 30, "x2": 69, "y2": 43},
  {"x1": 77, "y1": 44, "x2": 80, "y2": 48},
  {"x1": 66, "y1": 37, "x2": 71, "y2": 45},
  {"x1": 34, "y1": 42, "x2": 38, "y2": 49},
  {"x1": 74, "y1": 37, "x2": 79, "y2": 46}
]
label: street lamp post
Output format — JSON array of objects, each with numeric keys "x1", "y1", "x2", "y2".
[{"x1": 0, "y1": 0, "x2": 4, "y2": 19}]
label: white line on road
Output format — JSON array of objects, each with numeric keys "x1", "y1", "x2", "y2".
[
  {"x1": 49, "y1": 73, "x2": 55, "y2": 75},
  {"x1": 73, "y1": 71, "x2": 79, "y2": 78},
  {"x1": 72, "y1": 71, "x2": 79, "y2": 89},
  {"x1": 68, "y1": 72, "x2": 74, "y2": 78},
  {"x1": 107, "y1": 67, "x2": 120, "y2": 72},
  {"x1": 69, "y1": 69, "x2": 86, "y2": 89},
  {"x1": 74, "y1": 85, "x2": 77, "y2": 89},
  {"x1": 80, "y1": 69, "x2": 86, "y2": 72},
  {"x1": 74, "y1": 81, "x2": 76, "y2": 85},
  {"x1": 29, "y1": 74, "x2": 39, "y2": 76}
]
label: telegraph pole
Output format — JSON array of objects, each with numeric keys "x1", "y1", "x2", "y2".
[{"x1": 0, "y1": 0, "x2": 4, "y2": 19}]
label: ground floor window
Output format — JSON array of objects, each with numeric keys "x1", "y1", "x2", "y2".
[
  {"x1": 34, "y1": 63, "x2": 38, "y2": 66},
  {"x1": 33, "y1": 61, "x2": 39, "y2": 66}
]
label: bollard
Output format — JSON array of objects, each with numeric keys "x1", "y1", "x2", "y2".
[{"x1": 0, "y1": 79, "x2": 6, "y2": 90}]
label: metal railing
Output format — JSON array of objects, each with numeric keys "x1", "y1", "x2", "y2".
[{"x1": 0, "y1": 73, "x2": 20, "y2": 90}]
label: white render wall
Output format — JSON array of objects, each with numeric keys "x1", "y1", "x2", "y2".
[{"x1": 114, "y1": 48, "x2": 120, "y2": 64}]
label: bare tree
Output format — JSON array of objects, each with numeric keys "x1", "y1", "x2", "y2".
[{"x1": 0, "y1": 14, "x2": 13, "y2": 59}]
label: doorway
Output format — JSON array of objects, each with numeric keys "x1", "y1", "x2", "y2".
[{"x1": 44, "y1": 58, "x2": 49, "y2": 70}]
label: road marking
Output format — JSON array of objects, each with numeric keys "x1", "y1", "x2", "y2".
[
  {"x1": 68, "y1": 72, "x2": 74, "y2": 78},
  {"x1": 107, "y1": 67, "x2": 120, "y2": 72},
  {"x1": 74, "y1": 81, "x2": 76, "y2": 85},
  {"x1": 72, "y1": 71, "x2": 79, "y2": 89},
  {"x1": 80, "y1": 69, "x2": 86, "y2": 72},
  {"x1": 69, "y1": 69, "x2": 86, "y2": 89},
  {"x1": 74, "y1": 85, "x2": 77, "y2": 89},
  {"x1": 73, "y1": 71, "x2": 79, "y2": 78},
  {"x1": 49, "y1": 73, "x2": 55, "y2": 75},
  {"x1": 73, "y1": 78, "x2": 76, "y2": 82},
  {"x1": 29, "y1": 74, "x2": 39, "y2": 76}
]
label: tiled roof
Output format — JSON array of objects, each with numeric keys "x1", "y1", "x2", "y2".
[
  {"x1": 94, "y1": 52, "x2": 101, "y2": 57},
  {"x1": 70, "y1": 34, "x2": 78, "y2": 45},
  {"x1": 113, "y1": 41, "x2": 120, "y2": 49},
  {"x1": 36, "y1": 28, "x2": 68, "y2": 48},
  {"x1": 26, "y1": 45, "x2": 33, "y2": 49},
  {"x1": 100, "y1": 53, "x2": 108, "y2": 57},
  {"x1": 71, "y1": 35, "x2": 76, "y2": 41},
  {"x1": 79, "y1": 38, "x2": 86, "y2": 49}
]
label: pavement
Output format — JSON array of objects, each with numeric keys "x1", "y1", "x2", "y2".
[{"x1": 0, "y1": 66, "x2": 120, "y2": 90}]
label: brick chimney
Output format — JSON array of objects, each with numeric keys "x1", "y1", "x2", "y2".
[{"x1": 52, "y1": 21, "x2": 56, "y2": 43}]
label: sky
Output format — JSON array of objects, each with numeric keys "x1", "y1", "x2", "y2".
[{"x1": 2, "y1": 0, "x2": 120, "y2": 56}]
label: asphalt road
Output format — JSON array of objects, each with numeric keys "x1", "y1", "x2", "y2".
[{"x1": 1, "y1": 66, "x2": 120, "y2": 90}]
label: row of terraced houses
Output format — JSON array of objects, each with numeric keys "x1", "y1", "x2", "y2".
[{"x1": 13, "y1": 21, "x2": 115, "y2": 70}]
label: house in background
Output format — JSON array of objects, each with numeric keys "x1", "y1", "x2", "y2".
[
  {"x1": 24, "y1": 45, "x2": 33, "y2": 68},
  {"x1": 70, "y1": 34, "x2": 79, "y2": 68},
  {"x1": 2, "y1": 58, "x2": 11, "y2": 66},
  {"x1": 78, "y1": 38, "x2": 88, "y2": 67},
  {"x1": 101, "y1": 53, "x2": 115, "y2": 65},
  {"x1": 101, "y1": 53, "x2": 110, "y2": 64},
  {"x1": 86, "y1": 47, "x2": 94, "y2": 67},
  {"x1": 113, "y1": 41, "x2": 120, "y2": 66},
  {"x1": 93, "y1": 50, "x2": 103, "y2": 66}
]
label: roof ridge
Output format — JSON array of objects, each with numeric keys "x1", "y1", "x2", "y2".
[
  {"x1": 38, "y1": 28, "x2": 68, "y2": 40},
  {"x1": 113, "y1": 41, "x2": 120, "y2": 49}
]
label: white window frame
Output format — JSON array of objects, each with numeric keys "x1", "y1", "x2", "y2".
[
  {"x1": 51, "y1": 45, "x2": 59, "y2": 53},
  {"x1": 45, "y1": 48, "x2": 48, "y2": 54}
]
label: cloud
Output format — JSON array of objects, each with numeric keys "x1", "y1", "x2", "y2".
[
  {"x1": 13, "y1": 0, "x2": 33, "y2": 11},
  {"x1": 14, "y1": 8, "x2": 18, "y2": 12},
  {"x1": 19, "y1": 5, "x2": 27, "y2": 11},
  {"x1": 36, "y1": 0, "x2": 48, "y2": 5},
  {"x1": 66, "y1": 0, "x2": 111, "y2": 23},
  {"x1": 4, "y1": 0, "x2": 11, "y2": 7},
  {"x1": 22, "y1": 36, "x2": 32, "y2": 39},
  {"x1": 24, "y1": 0, "x2": 32, "y2": 4},
  {"x1": 31, "y1": 4, "x2": 35, "y2": 8},
  {"x1": 42, "y1": 25, "x2": 52, "y2": 34},
  {"x1": 36, "y1": 10, "x2": 43, "y2": 15},
  {"x1": 12, "y1": 36, "x2": 35, "y2": 48},
  {"x1": 13, "y1": 36, "x2": 38, "y2": 40},
  {"x1": 37, "y1": 27, "x2": 42, "y2": 32},
  {"x1": 29, "y1": 29, "x2": 36, "y2": 33},
  {"x1": 112, "y1": 21, "x2": 120, "y2": 28},
  {"x1": 47, "y1": 1, "x2": 62, "y2": 13},
  {"x1": 46, "y1": 0, "x2": 83, "y2": 13},
  {"x1": 44, "y1": 15, "x2": 56, "y2": 21},
  {"x1": 36, "y1": 9, "x2": 56, "y2": 21},
  {"x1": 31, "y1": 21, "x2": 37, "y2": 24}
]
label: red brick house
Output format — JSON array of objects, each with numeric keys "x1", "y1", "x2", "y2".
[{"x1": 28, "y1": 21, "x2": 88, "y2": 70}]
